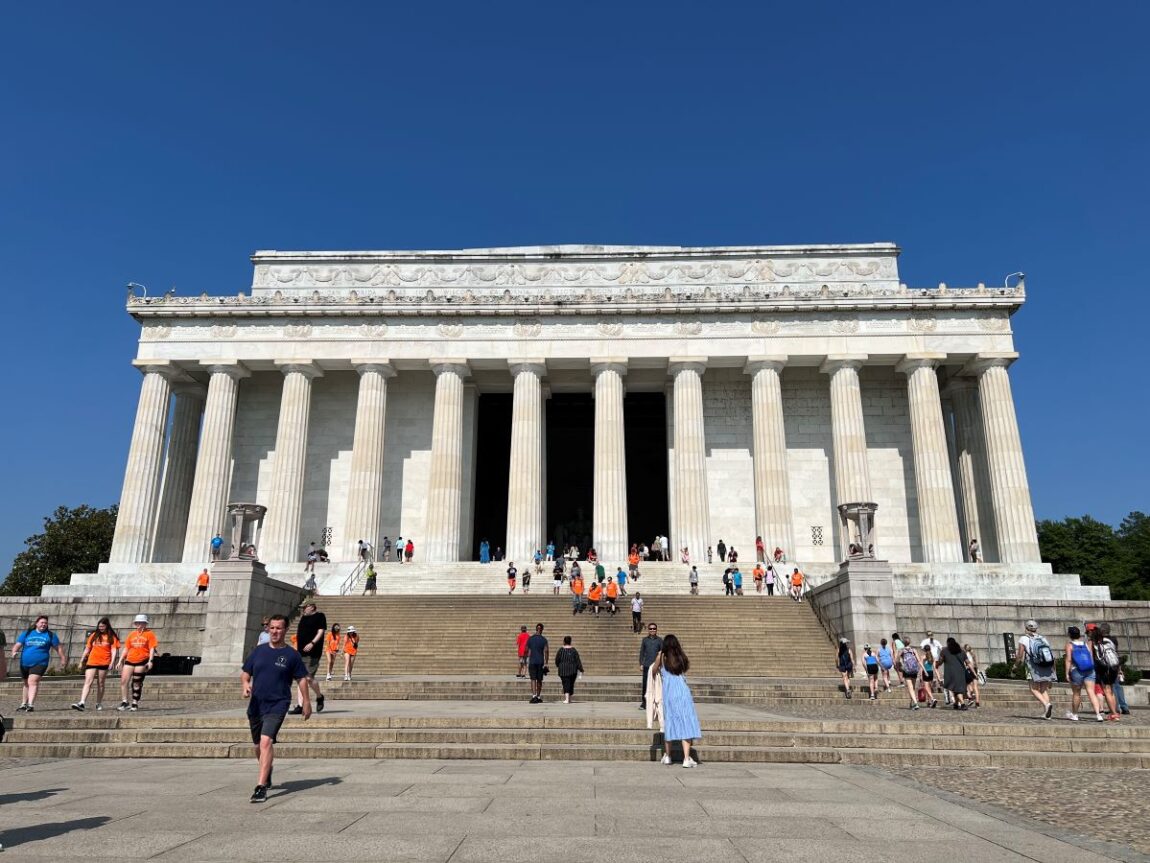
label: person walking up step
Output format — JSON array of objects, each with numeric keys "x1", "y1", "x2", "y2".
[
  {"x1": 525, "y1": 624, "x2": 549, "y2": 704},
  {"x1": 1064, "y1": 626, "x2": 1104, "y2": 721},
  {"x1": 1015, "y1": 619, "x2": 1056, "y2": 720},
  {"x1": 836, "y1": 638, "x2": 855, "y2": 699},
  {"x1": 556, "y1": 635, "x2": 585, "y2": 704}
]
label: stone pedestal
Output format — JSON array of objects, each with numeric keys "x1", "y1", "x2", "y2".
[
  {"x1": 807, "y1": 558, "x2": 896, "y2": 655},
  {"x1": 194, "y1": 559, "x2": 303, "y2": 677}
]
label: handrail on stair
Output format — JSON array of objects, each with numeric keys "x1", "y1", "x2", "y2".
[{"x1": 339, "y1": 555, "x2": 373, "y2": 595}]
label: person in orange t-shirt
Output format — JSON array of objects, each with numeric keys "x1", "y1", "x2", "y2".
[
  {"x1": 605, "y1": 578, "x2": 619, "y2": 615},
  {"x1": 195, "y1": 568, "x2": 210, "y2": 596},
  {"x1": 570, "y1": 575, "x2": 585, "y2": 615},
  {"x1": 752, "y1": 563, "x2": 765, "y2": 594},
  {"x1": 342, "y1": 626, "x2": 359, "y2": 681},
  {"x1": 324, "y1": 624, "x2": 342, "y2": 681},
  {"x1": 73, "y1": 617, "x2": 121, "y2": 711},
  {"x1": 116, "y1": 614, "x2": 158, "y2": 711},
  {"x1": 587, "y1": 582, "x2": 602, "y2": 615}
]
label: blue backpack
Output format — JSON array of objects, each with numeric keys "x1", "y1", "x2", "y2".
[
  {"x1": 1071, "y1": 642, "x2": 1094, "y2": 673},
  {"x1": 878, "y1": 646, "x2": 894, "y2": 669}
]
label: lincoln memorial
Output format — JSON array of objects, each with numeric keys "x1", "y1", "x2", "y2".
[{"x1": 56, "y1": 243, "x2": 1104, "y2": 602}]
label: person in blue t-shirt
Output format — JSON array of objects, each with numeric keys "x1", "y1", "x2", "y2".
[
  {"x1": 210, "y1": 533, "x2": 224, "y2": 560},
  {"x1": 13, "y1": 615, "x2": 67, "y2": 712},
  {"x1": 241, "y1": 614, "x2": 310, "y2": 802}
]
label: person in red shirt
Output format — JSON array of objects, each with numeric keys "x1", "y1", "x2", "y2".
[
  {"x1": 755, "y1": 535, "x2": 765, "y2": 563},
  {"x1": 516, "y1": 626, "x2": 530, "y2": 678}
]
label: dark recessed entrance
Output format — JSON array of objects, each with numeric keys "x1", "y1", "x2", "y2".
[
  {"x1": 472, "y1": 393, "x2": 512, "y2": 560},
  {"x1": 546, "y1": 393, "x2": 594, "y2": 551},
  {"x1": 625, "y1": 391, "x2": 668, "y2": 547}
]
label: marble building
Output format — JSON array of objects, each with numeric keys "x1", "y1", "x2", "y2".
[{"x1": 72, "y1": 242, "x2": 1084, "y2": 596}]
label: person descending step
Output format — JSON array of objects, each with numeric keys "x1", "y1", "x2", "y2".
[
  {"x1": 688, "y1": 565, "x2": 699, "y2": 595},
  {"x1": 343, "y1": 626, "x2": 359, "y2": 681},
  {"x1": 587, "y1": 580, "x2": 603, "y2": 615},
  {"x1": 241, "y1": 613, "x2": 310, "y2": 802},
  {"x1": 616, "y1": 565, "x2": 628, "y2": 596},
  {"x1": 552, "y1": 559, "x2": 564, "y2": 595},
  {"x1": 631, "y1": 592, "x2": 644, "y2": 633},
  {"x1": 525, "y1": 623, "x2": 549, "y2": 704},
  {"x1": 291, "y1": 602, "x2": 327, "y2": 714},
  {"x1": 789, "y1": 568, "x2": 805, "y2": 602},
  {"x1": 836, "y1": 638, "x2": 855, "y2": 699},
  {"x1": 362, "y1": 563, "x2": 377, "y2": 596},
  {"x1": 73, "y1": 617, "x2": 120, "y2": 711},
  {"x1": 1015, "y1": 619, "x2": 1056, "y2": 719},
  {"x1": 507, "y1": 561, "x2": 518, "y2": 595},
  {"x1": 13, "y1": 615, "x2": 67, "y2": 713},
  {"x1": 116, "y1": 614, "x2": 157, "y2": 711},
  {"x1": 605, "y1": 577, "x2": 619, "y2": 615},
  {"x1": 324, "y1": 624, "x2": 342, "y2": 681}
]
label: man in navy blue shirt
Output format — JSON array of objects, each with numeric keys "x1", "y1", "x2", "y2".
[
  {"x1": 241, "y1": 614, "x2": 310, "y2": 802},
  {"x1": 525, "y1": 623, "x2": 549, "y2": 704}
]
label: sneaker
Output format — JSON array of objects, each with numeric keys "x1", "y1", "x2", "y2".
[
  {"x1": 325, "y1": 674, "x2": 332, "y2": 681},
  {"x1": 71, "y1": 702, "x2": 85, "y2": 712},
  {"x1": 1065, "y1": 712, "x2": 1079, "y2": 721},
  {"x1": 117, "y1": 702, "x2": 129, "y2": 711},
  {"x1": 25, "y1": 705, "x2": 34, "y2": 713},
  {"x1": 929, "y1": 700, "x2": 938, "y2": 709},
  {"x1": 910, "y1": 702, "x2": 919, "y2": 710},
  {"x1": 868, "y1": 694, "x2": 876, "y2": 701},
  {"x1": 845, "y1": 690, "x2": 852, "y2": 700},
  {"x1": 1044, "y1": 703, "x2": 1054, "y2": 720},
  {"x1": 1096, "y1": 713, "x2": 1106, "y2": 722},
  {"x1": 15, "y1": 704, "x2": 28, "y2": 712},
  {"x1": 343, "y1": 675, "x2": 350, "y2": 682},
  {"x1": 316, "y1": 695, "x2": 325, "y2": 713},
  {"x1": 250, "y1": 785, "x2": 268, "y2": 803},
  {"x1": 288, "y1": 705, "x2": 303, "y2": 715},
  {"x1": 660, "y1": 754, "x2": 672, "y2": 765},
  {"x1": 129, "y1": 704, "x2": 138, "y2": 712},
  {"x1": 682, "y1": 757, "x2": 697, "y2": 768},
  {"x1": 96, "y1": 704, "x2": 103, "y2": 711},
  {"x1": 638, "y1": 702, "x2": 646, "y2": 710}
]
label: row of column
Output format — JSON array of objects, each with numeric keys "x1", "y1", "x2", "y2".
[{"x1": 107, "y1": 351, "x2": 1042, "y2": 568}]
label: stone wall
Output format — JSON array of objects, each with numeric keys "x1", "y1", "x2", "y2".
[
  {"x1": 703, "y1": 368, "x2": 755, "y2": 557},
  {"x1": 0, "y1": 596, "x2": 207, "y2": 663},
  {"x1": 896, "y1": 599, "x2": 1150, "y2": 670},
  {"x1": 782, "y1": 367, "x2": 837, "y2": 563},
  {"x1": 860, "y1": 366, "x2": 920, "y2": 563}
]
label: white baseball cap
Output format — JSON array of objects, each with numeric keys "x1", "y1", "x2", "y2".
[{"x1": 133, "y1": 614, "x2": 149, "y2": 624}]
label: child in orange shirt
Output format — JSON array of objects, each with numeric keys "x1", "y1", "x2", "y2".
[
  {"x1": 324, "y1": 623, "x2": 342, "y2": 681},
  {"x1": 343, "y1": 626, "x2": 359, "y2": 681}
]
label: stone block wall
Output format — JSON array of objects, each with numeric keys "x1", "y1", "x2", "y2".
[
  {"x1": 860, "y1": 367, "x2": 920, "y2": 563},
  {"x1": 896, "y1": 599, "x2": 1150, "y2": 671},
  {"x1": 703, "y1": 369, "x2": 755, "y2": 557},
  {"x1": 782, "y1": 367, "x2": 837, "y2": 563},
  {"x1": 0, "y1": 596, "x2": 207, "y2": 663}
]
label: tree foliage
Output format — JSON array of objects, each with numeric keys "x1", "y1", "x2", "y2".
[
  {"x1": 1, "y1": 504, "x2": 118, "y2": 597},
  {"x1": 1038, "y1": 511, "x2": 1150, "y2": 600}
]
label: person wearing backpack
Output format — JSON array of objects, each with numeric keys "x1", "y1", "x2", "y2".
[
  {"x1": 1014, "y1": 619, "x2": 1056, "y2": 719},
  {"x1": 862, "y1": 644, "x2": 880, "y2": 700},
  {"x1": 1089, "y1": 624, "x2": 1122, "y2": 721},
  {"x1": 876, "y1": 638, "x2": 894, "y2": 692},
  {"x1": 897, "y1": 644, "x2": 926, "y2": 709},
  {"x1": 835, "y1": 638, "x2": 855, "y2": 699},
  {"x1": 1063, "y1": 626, "x2": 1105, "y2": 722}
]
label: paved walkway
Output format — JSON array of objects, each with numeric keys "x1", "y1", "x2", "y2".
[{"x1": 1, "y1": 756, "x2": 1146, "y2": 862}]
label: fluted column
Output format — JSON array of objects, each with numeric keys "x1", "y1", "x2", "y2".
[
  {"x1": 669, "y1": 358, "x2": 710, "y2": 563},
  {"x1": 745, "y1": 356, "x2": 795, "y2": 559},
  {"x1": 946, "y1": 378, "x2": 998, "y2": 561},
  {"x1": 109, "y1": 361, "x2": 180, "y2": 563},
  {"x1": 262, "y1": 361, "x2": 323, "y2": 562},
  {"x1": 821, "y1": 356, "x2": 873, "y2": 505},
  {"x1": 182, "y1": 363, "x2": 248, "y2": 562},
  {"x1": 966, "y1": 353, "x2": 1040, "y2": 563},
  {"x1": 592, "y1": 360, "x2": 629, "y2": 563},
  {"x1": 343, "y1": 361, "x2": 396, "y2": 560},
  {"x1": 151, "y1": 383, "x2": 205, "y2": 562},
  {"x1": 505, "y1": 361, "x2": 546, "y2": 562},
  {"x1": 898, "y1": 354, "x2": 962, "y2": 562},
  {"x1": 425, "y1": 360, "x2": 470, "y2": 563}
]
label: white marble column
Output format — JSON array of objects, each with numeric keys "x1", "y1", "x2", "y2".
[
  {"x1": 109, "y1": 361, "x2": 179, "y2": 563},
  {"x1": 745, "y1": 356, "x2": 795, "y2": 559},
  {"x1": 946, "y1": 377, "x2": 998, "y2": 561},
  {"x1": 262, "y1": 361, "x2": 323, "y2": 562},
  {"x1": 821, "y1": 356, "x2": 873, "y2": 506},
  {"x1": 505, "y1": 361, "x2": 546, "y2": 562},
  {"x1": 592, "y1": 360, "x2": 629, "y2": 563},
  {"x1": 342, "y1": 361, "x2": 396, "y2": 560},
  {"x1": 898, "y1": 354, "x2": 963, "y2": 562},
  {"x1": 424, "y1": 360, "x2": 470, "y2": 563},
  {"x1": 669, "y1": 358, "x2": 710, "y2": 564},
  {"x1": 151, "y1": 383, "x2": 205, "y2": 562},
  {"x1": 966, "y1": 353, "x2": 1041, "y2": 563},
  {"x1": 182, "y1": 362, "x2": 248, "y2": 562}
]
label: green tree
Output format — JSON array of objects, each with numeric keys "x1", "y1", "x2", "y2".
[
  {"x1": 1038, "y1": 512, "x2": 1149, "y2": 601},
  {"x1": 1, "y1": 504, "x2": 118, "y2": 597}
]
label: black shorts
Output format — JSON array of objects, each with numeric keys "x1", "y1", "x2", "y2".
[
  {"x1": 124, "y1": 660, "x2": 150, "y2": 671},
  {"x1": 196, "y1": 586, "x2": 208, "y2": 595},
  {"x1": 248, "y1": 706, "x2": 288, "y2": 744},
  {"x1": 20, "y1": 664, "x2": 48, "y2": 679},
  {"x1": 528, "y1": 664, "x2": 545, "y2": 682},
  {"x1": 866, "y1": 664, "x2": 879, "y2": 677},
  {"x1": 85, "y1": 664, "x2": 111, "y2": 672}
]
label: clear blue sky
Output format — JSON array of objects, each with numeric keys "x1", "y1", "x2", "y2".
[{"x1": 2, "y1": 2, "x2": 1146, "y2": 570}]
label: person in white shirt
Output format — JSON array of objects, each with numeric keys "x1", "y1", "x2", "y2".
[
  {"x1": 631, "y1": 593, "x2": 644, "y2": 633},
  {"x1": 920, "y1": 632, "x2": 945, "y2": 700}
]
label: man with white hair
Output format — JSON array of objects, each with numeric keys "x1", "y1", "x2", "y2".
[{"x1": 1014, "y1": 618, "x2": 1056, "y2": 719}]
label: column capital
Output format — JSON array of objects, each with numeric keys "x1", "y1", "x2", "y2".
[
  {"x1": 590, "y1": 359, "x2": 628, "y2": 379},
  {"x1": 351, "y1": 359, "x2": 396, "y2": 378},
  {"x1": 943, "y1": 376, "x2": 980, "y2": 395},
  {"x1": 171, "y1": 380, "x2": 207, "y2": 400},
  {"x1": 896, "y1": 352, "x2": 947, "y2": 375},
  {"x1": 667, "y1": 357, "x2": 708, "y2": 376},
  {"x1": 430, "y1": 359, "x2": 470, "y2": 378},
  {"x1": 198, "y1": 360, "x2": 250, "y2": 380},
  {"x1": 744, "y1": 355, "x2": 788, "y2": 375},
  {"x1": 963, "y1": 352, "x2": 1018, "y2": 376},
  {"x1": 820, "y1": 354, "x2": 868, "y2": 375},
  {"x1": 509, "y1": 359, "x2": 548, "y2": 378},
  {"x1": 274, "y1": 360, "x2": 324, "y2": 379},
  {"x1": 131, "y1": 359, "x2": 183, "y2": 380}
]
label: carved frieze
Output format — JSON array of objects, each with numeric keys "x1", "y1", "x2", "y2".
[
  {"x1": 751, "y1": 320, "x2": 780, "y2": 335},
  {"x1": 909, "y1": 314, "x2": 937, "y2": 333}
]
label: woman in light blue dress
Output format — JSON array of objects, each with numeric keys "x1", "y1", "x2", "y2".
[
  {"x1": 479, "y1": 539, "x2": 490, "y2": 564},
  {"x1": 653, "y1": 634, "x2": 701, "y2": 767}
]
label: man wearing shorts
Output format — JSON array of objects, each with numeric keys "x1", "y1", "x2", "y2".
[
  {"x1": 196, "y1": 568, "x2": 210, "y2": 596},
  {"x1": 241, "y1": 614, "x2": 310, "y2": 802},
  {"x1": 525, "y1": 623, "x2": 549, "y2": 704},
  {"x1": 292, "y1": 603, "x2": 327, "y2": 714},
  {"x1": 516, "y1": 626, "x2": 529, "y2": 678}
]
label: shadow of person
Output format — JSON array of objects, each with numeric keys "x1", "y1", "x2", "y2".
[
  {"x1": 1, "y1": 815, "x2": 112, "y2": 849},
  {"x1": 0, "y1": 788, "x2": 68, "y2": 806},
  {"x1": 273, "y1": 776, "x2": 343, "y2": 795}
]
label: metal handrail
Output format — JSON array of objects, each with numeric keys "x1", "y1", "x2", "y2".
[{"x1": 339, "y1": 558, "x2": 370, "y2": 595}]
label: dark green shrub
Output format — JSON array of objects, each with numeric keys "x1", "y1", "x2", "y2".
[{"x1": 984, "y1": 661, "x2": 1028, "y2": 681}]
